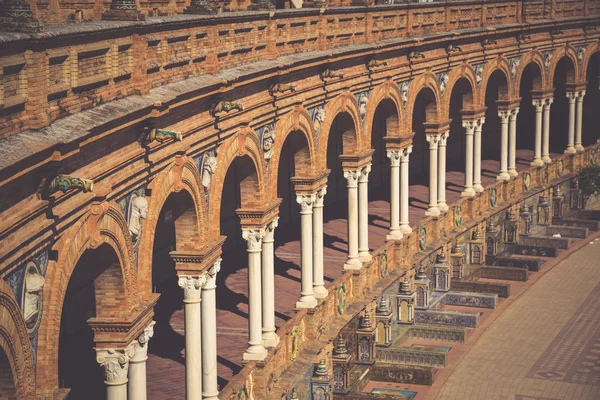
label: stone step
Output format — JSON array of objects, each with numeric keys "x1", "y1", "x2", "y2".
[
  {"x1": 509, "y1": 244, "x2": 559, "y2": 257},
  {"x1": 576, "y1": 210, "x2": 600, "y2": 221},
  {"x1": 546, "y1": 225, "x2": 589, "y2": 239},
  {"x1": 486, "y1": 255, "x2": 543, "y2": 272},
  {"x1": 451, "y1": 280, "x2": 510, "y2": 298},
  {"x1": 479, "y1": 265, "x2": 529, "y2": 281},
  {"x1": 414, "y1": 309, "x2": 480, "y2": 328},
  {"x1": 520, "y1": 234, "x2": 571, "y2": 250},
  {"x1": 553, "y1": 218, "x2": 600, "y2": 232}
]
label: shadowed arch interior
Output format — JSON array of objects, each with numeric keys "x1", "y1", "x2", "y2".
[
  {"x1": 410, "y1": 87, "x2": 438, "y2": 186},
  {"x1": 58, "y1": 243, "x2": 125, "y2": 400},
  {"x1": 447, "y1": 78, "x2": 474, "y2": 174},
  {"x1": 326, "y1": 112, "x2": 358, "y2": 204},
  {"x1": 0, "y1": 347, "x2": 15, "y2": 400},
  {"x1": 370, "y1": 99, "x2": 397, "y2": 191},
  {"x1": 551, "y1": 56, "x2": 577, "y2": 153},
  {"x1": 583, "y1": 52, "x2": 600, "y2": 146},
  {"x1": 517, "y1": 62, "x2": 544, "y2": 154},
  {"x1": 482, "y1": 70, "x2": 509, "y2": 163},
  {"x1": 277, "y1": 130, "x2": 311, "y2": 223}
]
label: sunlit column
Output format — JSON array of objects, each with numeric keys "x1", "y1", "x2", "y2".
[
  {"x1": 343, "y1": 168, "x2": 362, "y2": 269},
  {"x1": 542, "y1": 98, "x2": 553, "y2": 163},
  {"x1": 128, "y1": 321, "x2": 155, "y2": 400},
  {"x1": 508, "y1": 107, "x2": 519, "y2": 178},
  {"x1": 296, "y1": 194, "x2": 318, "y2": 307},
  {"x1": 437, "y1": 131, "x2": 449, "y2": 212},
  {"x1": 497, "y1": 110, "x2": 510, "y2": 181},
  {"x1": 425, "y1": 134, "x2": 441, "y2": 217},
  {"x1": 474, "y1": 117, "x2": 485, "y2": 192},
  {"x1": 202, "y1": 261, "x2": 220, "y2": 400},
  {"x1": 312, "y1": 186, "x2": 328, "y2": 299},
  {"x1": 461, "y1": 121, "x2": 475, "y2": 197},
  {"x1": 261, "y1": 220, "x2": 279, "y2": 346},
  {"x1": 531, "y1": 99, "x2": 544, "y2": 167},
  {"x1": 386, "y1": 150, "x2": 402, "y2": 240},
  {"x1": 399, "y1": 146, "x2": 412, "y2": 234},
  {"x1": 565, "y1": 91, "x2": 577, "y2": 154},
  {"x1": 97, "y1": 346, "x2": 135, "y2": 400},
  {"x1": 575, "y1": 90, "x2": 585, "y2": 152},
  {"x1": 358, "y1": 164, "x2": 372, "y2": 262}
]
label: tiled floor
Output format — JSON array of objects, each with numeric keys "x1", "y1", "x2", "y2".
[{"x1": 145, "y1": 149, "x2": 548, "y2": 398}]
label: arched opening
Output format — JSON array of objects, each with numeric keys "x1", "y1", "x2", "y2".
[
  {"x1": 517, "y1": 63, "x2": 543, "y2": 162},
  {"x1": 483, "y1": 69, "x2": 509, "y2": 166},
  {"x1": 277, "y1": 130, "x2": 311, "y2": 223},
  {"x1": 0, "y1": 347, "x2": 16, "y2": 400},
  {"x1": 550, "y1": 56, "x2": 576, "y2": 153},
  {"x1": 326, "y1": 112, "x2": 358, "y2": 205},
  {"x1": 370, "y1": 99, "x2": 397, "y2": 191},
  {"x1": 147, "y1": 190, "x2": 199, "y2": 399},
  {"x1": 447, "y1": 77, "x2": 474, "y2": 201},
  {"x1": 583, "y1": 52, "x2": 600, "y2": 146},
  {"x1": 58, "y1": 243, "x2": 126, "y2": 400}
]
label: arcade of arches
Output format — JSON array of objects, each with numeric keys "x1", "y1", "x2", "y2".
[{"x1": 1, "y1": 3, "x2": 600, "y2": 400}]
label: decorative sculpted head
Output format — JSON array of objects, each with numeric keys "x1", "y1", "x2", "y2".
[
  {"x1": 128, "y1": 195, "x2": 148, "y2": 239},
  {"x1": 202, "y1": 155, "x2": 218, "y2": 188}
]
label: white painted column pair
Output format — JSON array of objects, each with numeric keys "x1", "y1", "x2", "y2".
[
  {"x1": 508, "y1": 108, "x2": 520, "y2": 178},
  {"x1": 343, "y1": 165, "x2": 372, "y2": 270},
  {"x1": 542, "y1": 98, "x2": 553, "y2": 163},
  {"x1": 461, "y1": 121, "x2": 476, "y2": 197},
  {"x1": 96, "y1": 322, "x2": 156, "y2": 400},
  {"x1": 497, "y1": 110, "x2": 511, "y2": 181},
  {"x1": 425, "y1": 133, "x2": 449, "y2": 217},
  {"x1": 567, "y1": 90, "x2": 586, "y2": 153},
  {"x1": 531, "y1": 99, "x2": 544, "y2": 167},
  {"x1": 386, "y1": 147, "x2": 412, "y2": 238},
  {"x1": 565, "y1": 91, "x2": 578, "y2": 154}
]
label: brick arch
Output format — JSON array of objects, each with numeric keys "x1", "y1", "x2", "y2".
[
  {"x1": 513, "y1": 51, "x2": 546, "y2": 95},
  {"x1": 207, "y1": 128, "x2": 267, "y2": 238},
  {"x1": 36, "y1": 202, "x2": 136, "y2": 393},
  {"x1": 406, "y1": 72, "x2": 442, "y2": 132},
  {"x1": 442, "y1": 63, "x2": 479, "y2": 118},
  {"x1": 316, "y1": 91, "x2": 364, "y2": 169},
  {"x1": 479, "y1": 57, "x2": 513, "y2": 106},
  {"x1": 363, "y1": 80, "x2": 404, "y2": 149},
  {"x1": 0, "y1": 280, "x2": 35, "y2": 400},
  {"x1": 268, "y1": 106, "x2": 318, "y2": 197},
  {"x1": 548, "y1": 45, "x2": 579, "y2": 85},
  {"x1": 579, "y1": 42, "x2": 600, "y2": 82},
  {"x1": 138, "y1": 155, "x2": 207, "y2": 299}
]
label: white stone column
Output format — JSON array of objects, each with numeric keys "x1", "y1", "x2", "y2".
[
  {"x1": 178, "y1": 274, "x2": 205, "y2": 400},
  {"x1": 508, "y1": 107, "x2": 519, "y2": 178},
  {"x1": 437, "y1": 132, "x2": 449, "y2": 212},
  {"x1": 312, "y1": 186, "x2": 328, "y2": 299},
  {"x1": 425, "y1": 134, "x2": 441, "y2": 217},
  {"x1": 97, "y1": 346, "x2": 135, "y2": 400},
  {"x1": 531, "y1": 99, "x2": 544, "y2": 167},
  {"x1": 497, "y1": 110, "x2": 511, "y2": 181},
  {"x1": 565, "y1": 91, "x2": 577, "y2": 154},
  {"x1": 358, "y1": 164, "x2": 372, "y2": 262},
  {"x1": 474, "y1": 118, "x2": 485, "y2": 192},
  {"x1": 242, "y1": 229, "x2": 268, "y2": 361},
  {"x1": 461, "y1": 121, "x2": 476, "y2": 197},
  {"x1": 261, "y1": 220, "x2": 279, "y2": 347},
  {"x1": 202, "y1": 261, "x2": 220, "y2": 400},
  {"x1": 399, "y1": 147, "x2": 412, "y2": 234},
  {"x1": 386, "y1": 150, "x2": 402, "y2": 240},
  {"x1": 128, "y1": 322, "x2": 155, "y2": 400},
  {"x1": 542, "y1": 98, "x2": 553, "y2": 163},
  {"x1": 575, "y1": 90, "x2": 586, "y2": 152},
  {"x1": 343, "y1": 169, "x2": 362, "y2": 270},
  {"x1": 296, "y1": 194, "x2": 318, "y2": 307}
]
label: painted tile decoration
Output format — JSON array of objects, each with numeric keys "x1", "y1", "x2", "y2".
[
  {"x1": 557, "y1": 158, "x2": 565, "y2": 177},
  {"x1": 237, "y1": 385, "x2": 249, "y2": 400},
  {"x1": 489, "y1": 187, "x2": 498, "y2": 207},
  {"x1": 379, "y1": 250, "x2": 388, "y2": 279},
  {"x1": 454, "y1": 204, "x2": 462, "y2": 227},
  {"x1": 289, "y1": 326, "x2": 301, "y2": 362},
  {"x1": 523, "y1": 172, "x2": 532, "y2": 191},
  {"x1": 590, "y1": 148, "x2": 598, "y2": 166},
  {"x1": 419, "y1": 225, "x2": 427, "y2": 251},
  {"x1": 337, "y1": 284, "x2": 347, "y2": 315}
]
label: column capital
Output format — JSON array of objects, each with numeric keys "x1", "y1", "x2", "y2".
[
  {"x1": 387, "y1": 150, "x2": 401, "y2": 166},
  {"x1": 426, "y1": 134, "x2": 441, "y2": 149},
  {"x1": 462, "y1": 120, "x2": 477, "y2": 132},
  {"x1": 566, "y1": 91, "x2": 577, "y2": 102},
  {"x1": 532, "y1": 99, "x2": 544, "y2": 110},
  {"x1": 242, "y1": 228, "x2": 265, "y2": 252},
  {"x1": 130, "y1": 320, "x2": 155, "y2": 362},
  {"x1": 296, "y1": 193, "x2": 316, "y2": 213},
  {"x1": 343, "y1": 169, "x2": 361, "y2": 188},
  {"x1": 96, "y1": 346, "x2": 136, "y2": 385},
  {"x1": 543, "y1": 97, "x2": 554, "y2": 109},
  {"x1": 202, "y1": 258, "x2": 221, "y2": 290},
  {"x1": 576, "y1": 90, "x2": 586, "y2": 100},
  {"x1": 400, "y1": 146, "x2": 412, "y2": 162},
  {"x1": 439, "y1": 131, "x2": 449, "y2": 146},
  {"x1": 498, "y1": 110, "x2": 510, "y2": 121},
  {"x1": 358, "y1": 164, "x2": 371, "y2": 183},
  {"x1": 509, "y1": 107, "x2": 520, "y2": 120},
  {"x1": 178, "y1": 274, "x2": 208, "y2": 302},
  {"x1": 314, "y1": 186, "x2": 327, "y2": 207}
]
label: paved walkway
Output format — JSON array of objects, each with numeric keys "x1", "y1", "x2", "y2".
[{"x1": 436, "y1": 238, "x2": 600, "y2": 400}]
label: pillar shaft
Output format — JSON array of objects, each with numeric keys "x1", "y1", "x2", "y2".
[
  {"x1": 386, "y1": 151, "x2": 402, "y2": 240},
  {"x1": 313, "y1": 186, "x2": 328, "y2": 298},
  {"x1": 399, "y1": 147, "x2": 412, "y2": 234},
  {"x1": 474, "y1": 117, "x2": 485, "y2": 192},
  {"x1": 542, "y1": 98, "x2": 553, "y2": 163},
  {"x1": 296, "y1": 194, "x2": 318, "y2": 307},
  {"x1": 461, "y1": 121, "x2": 475, "y2": 197},
  {"x1": 202, "y1": 261, "x2": 220, "y2": 399},
  {"x1": 566, "y1": 92, "x2": 577, "y2": 154},
  {"x1": 425, "y1": 135, "x2": 440, "y2": 217},
  {"x1": 575, "y1": 90, "x2": 585, "y2": 151},
  {"x1": 437, "y1": 132, "x2": 449, "y2": 212},
  {"x1": 343, "y1": 169, "x2": 362, "y2": 269},
  {"x1": 498, "y1": 111, "x2": 510, "y2": 181},
  {"x1": 532, "y1": 100, "x2": 544, "y2": 166},
  {"x1": 358, "y1": 164, "x2": 372, "y2": 261},
  {"x1": 242, "y1": 229, "x2": 268, "y2": 361},
  {"x1": 261, "y1": 220, "x2": 279, "y2": 346},
  {"x1": 178, "y1": 275, "x2": 205, "y2": 400},
  {"x1": 128, "y1": 322, "x2": 155, "y2": 400},
  {"x1": 508, "y1": 108, "x2": 519, "y2": 177},
  {"x1": 97, "y1": 346, "x2": 134, "y2": 400}
]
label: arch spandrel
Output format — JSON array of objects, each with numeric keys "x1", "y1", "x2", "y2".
[
  {"x1": 137, "y1": 156, "x2": 207, "y2": 299},
  {"x1": 547, "y1": 45, "x2": 580, "y2": 86},
  {"x1": 36, "y1": 202, "x2": 136, "y2": 392},
  {"x1": 442, "y1": 64, "x2": 479, "y2": 118},
  {"x1": 315, "y1": 92, "x2": 364, "y2": 169},
  {"x1": 363, "y1": 80, "x2": 404, "y2": 147},
  {"x1": 513, "y1": 51, "x2": 546, "y2": 95},
  {"x1": 207, "y1": 128, "x2": 267, "y2": 238},
  {"x1": 268, "y1": 106, "x2": 318, "y2": 198},
  {"x1": 405, "y1": 72, "x2": 442, "y2": 131},
  {"x1": 479, "y1": 57, "x2": 513, "y2": 105},
  {"x1": 0, "y1": 280, "x2": 36, "y2": 400}
]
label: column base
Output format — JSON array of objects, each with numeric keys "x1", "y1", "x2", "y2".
[
  {"x1": 262, "y1": 331, "x2": 280, "y2": 348},
  {"x1": 542, "y1": 155, "x2": 552, "y2": 164},
  {"x1": 202, "y1": 391, "x2": 219, "y2": 400},
  {"x1": 530, "y1": 159, "x2": 544, "y2": 167},
  {"x1": 564, "y1": 147, "x2": 576, "y2": 155},
  {"x1": 474, "y1": 183, "x2": 484, "y2": 193},
  {"x1": 508, "y1": 169, "x2": 518, "y2": 178},
  {"x1": 461, "y1": 187, "x2": 476, "y2": 198},
  {"x1": 575, "y1": 144, "x2": 584, "y2": 152},
  {"x1": 496, "y1": 172, "x2": 510, "y2": 181},
  {"x1": 399, "y1": 224, "x2": 412, "y2": 235},
  {"x1": 343, "y1": 257, "x2": 363, "y2": 270},
  {"x1": 358, "y1": 251, "x2": 372, "y2": 262},
  {"x1": 425, "y1": 207, "x2": 440, "y2": 217},
  {"x1": 313, "y1": 285, "x2": 328, "y2": 299},
  {"x1": 386, "y1": 230, "x2": 403, "y2": 241},
  {"x1": 243, "y1": 345, "x2": 268, "y2": 361},
  {"x1": 296, "y1": 295, "x2": 318, "y2": 309},
  {"x1": 437, "y1": 203, "x2": 449, "y2": 213}
]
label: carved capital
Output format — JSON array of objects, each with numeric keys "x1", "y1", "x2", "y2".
[
  {"x1": 263, "y1": 218, "x2": 278, "y2": 243},
  {"x1": 242, "y1": 229, "x2": 265, "y2": 252},
  {"x1": 343, "y1": 169, "x2": 361, "y2": 188},
  {"x1": 543, "y1": 97, "x2": 554, "y2": 109},
  {"x1": 96, "y1": 346, "x2": 135, "y2": 385},
  {"x1": 203, "y1": 259, "x2": 221, "y2": 289},
  {"x1": 359, "y1": 164, "x2": 371, "y2": 183},
  {"x1": 462, "y1": 120, "x2": 476, "y2": 132},
  {"x1": 509, "y1": 107, "x2": 520, "y2": 121},
  {"x1": 576, "y1": 90, "x2": 586, "y2": 101},
  {"x1": 439, "y1": 131, "x2": 449, "y2": 146},
  {"x1": 566, "y1": 91, "x2": 577, "y2": 102},
  {"x1": 532, "y1": 99, "x2": 544, "y2": 111},
  {"x1": 314, "y1": 186, "x2": 327, "y2": 207},
  {"x1": 400, "y1": 146, "x2": 412, "y2": 163},
  {"x1": 387, "y1": 150, "x2": 401, "y2": 167},
  {"x1": 297, "y1": 193, "x2": 317, "y2": 213},
  {"x1": 178, "y1": 274, "x2": 207, "y2": 302},
  {"x1": 498, "y1": 110, "x2": 510, "y2": 121},
  {"x1": 426, "y1": 134, "x2": 441, "y2": 149}
]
